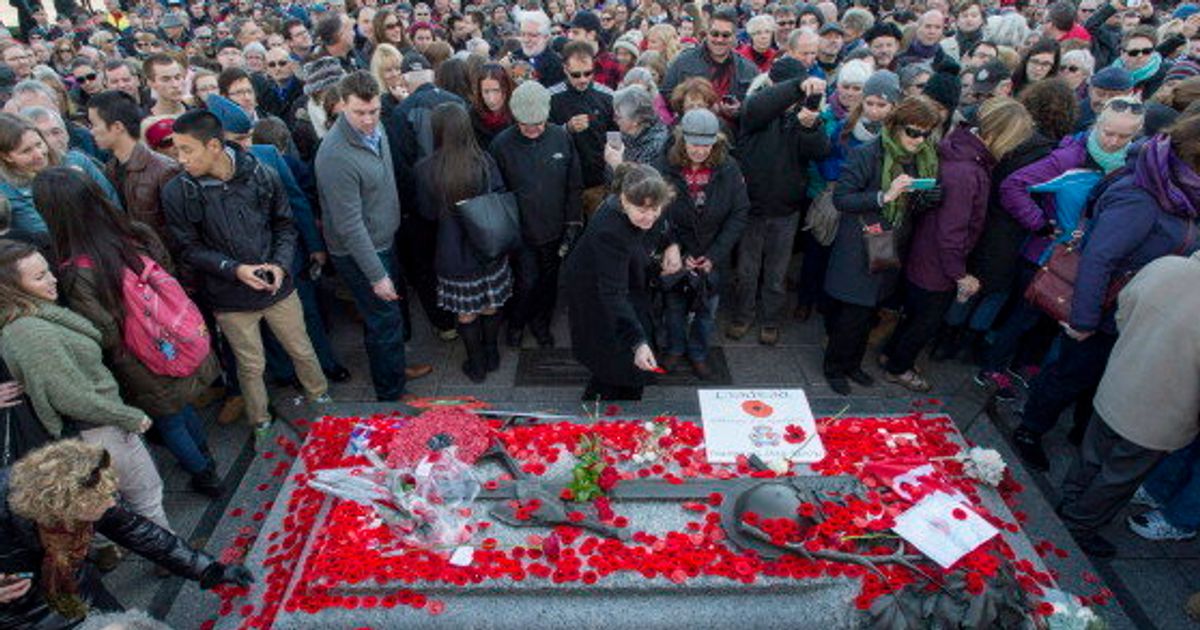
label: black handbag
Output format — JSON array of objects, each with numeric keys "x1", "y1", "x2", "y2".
[
  {"x1": 0, "y1": 363, "x2": 50, "y2": 468},
  {"x1": 456, "y1": 165, "x2": 521, "y2": 261}
]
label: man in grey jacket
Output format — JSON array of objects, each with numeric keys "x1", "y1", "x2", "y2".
[{"x1": 315, "y1": 71, "x2": 432, "y2": 402}]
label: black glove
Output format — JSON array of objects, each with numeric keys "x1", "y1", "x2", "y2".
[
  {"x1": 911, "y1": 185, "x2": 943, "y2": 212},
  {"x1": 200, "y1": 563, "x2": 255, "y2": 590},
  {"x1": 559, "y1": 222, "x2": 583, "y2": 258}
]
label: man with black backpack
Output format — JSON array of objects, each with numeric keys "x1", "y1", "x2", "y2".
[{"x1": 162, "y1": 110, "x2": 330, "y2": 451}]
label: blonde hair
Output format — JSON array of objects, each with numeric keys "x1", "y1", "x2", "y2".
[
  {"x1": 9, "y1": 439, "x2": 118, "y2": 526},
  {"x1": 978, "y1": 97, "x2": 1033, "y2": 159},
  {"x1": 370, "y1": 43, "x2": 404, "y2": 93},
  {"x1": 646, "y1": 23, "x2": 681, "y2": 63}
]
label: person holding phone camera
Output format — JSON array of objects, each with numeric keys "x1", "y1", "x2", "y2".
[
  {"x1": 660, "y1": 8, "x2": 757, "y2": 122},
  {"x1": 164, "y1": 110, "x2": 330, "y2": 451},
  {"x1": 549, "y1": 40, "x2": 616, "y2": 216}
]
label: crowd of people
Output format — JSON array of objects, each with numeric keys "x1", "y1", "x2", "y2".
[{"x1": 0, "y1": 0, "x2": 1198, "y2": 623}]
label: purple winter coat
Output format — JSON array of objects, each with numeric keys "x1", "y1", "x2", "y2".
[
  {"x1": 905, "y1": 126, "x2": 995, "y2": 293},
  {"x1": 998, "y1": 134, "x2": 1088, "y2": 263}
]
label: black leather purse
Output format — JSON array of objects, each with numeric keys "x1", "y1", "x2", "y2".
[{"x1": 456, "y1": 165, "x2": 521, "y2": 261}]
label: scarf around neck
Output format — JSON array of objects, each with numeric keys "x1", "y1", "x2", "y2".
[
  {"x1": 1087, "y1": 129, "x2": 1128, "y2": 174},
  {"x1": 1135, "y1": 134, "x2": 1200, "y2": 218},
  {"x1": 39, "y1": 521, "x2": 95, "y2": 620},
  {"x1": 1117, "y1": 52, "x2": 1163, "y2": 85},
  {"x1": 852, "y1": 118, "x2": 880, "y2": 143},
  {"x1": 880, "y1": 127, "x2": 938, "y2": 228}
]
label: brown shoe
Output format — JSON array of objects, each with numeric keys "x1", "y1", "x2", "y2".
[
  {"x1": 758, "y1": 326, "x2": 780, "y2": 346},
  {"x1": 690, "y1": 358, "x2": 714, "y2": 380},
  {"x1": 216, "y1": 395, "x2": 245, "y2": 425},
  {"x1": 405, "y1": 364, "x2": 434, "y2": 380}
]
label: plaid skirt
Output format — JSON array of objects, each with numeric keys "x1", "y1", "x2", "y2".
[{"x1": 437, "y1": 259, "x2": 513, "y2": 314}]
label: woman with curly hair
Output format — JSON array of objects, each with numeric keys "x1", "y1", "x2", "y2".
[
  {"x1": 0, "y1": 239, "x2": 171, "y2": 532},
  {"x1": 645, "y1": 23, "x2": 681, "y2": 63},
  {"x1": 0, "y1": 440, "x2": 253, "y2": 625}
]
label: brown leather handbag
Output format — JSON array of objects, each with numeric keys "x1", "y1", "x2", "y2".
[{"x1": 1026, "y1": 222, "x2": 1197, "y2": 322}]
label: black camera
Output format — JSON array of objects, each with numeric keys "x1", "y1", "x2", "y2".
[{"x1": 253, "y1": 268, "x2": 276, "y2": 285}]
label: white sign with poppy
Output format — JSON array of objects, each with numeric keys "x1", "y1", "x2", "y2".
[{"x1": 697, "y1": 389, "x2": 826, "y2": 464}]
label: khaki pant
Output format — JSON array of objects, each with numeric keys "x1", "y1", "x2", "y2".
[
  {"x1": 215, "y1": 292, "x2": 327, "y2": 426},
  {"x1": 79, "y1": 425, "x2": 171, "y2": 532}
]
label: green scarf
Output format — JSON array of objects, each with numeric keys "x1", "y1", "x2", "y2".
[
  {"x1": 880, "y1": 127, "x2": 939, "y2": 228},
  {"x1": 1087, "y1": 128, "x2": 1128, "y2": 174},
  {"x1": 1115, "y1": 52, "x2": 1163, "y2": 86}
]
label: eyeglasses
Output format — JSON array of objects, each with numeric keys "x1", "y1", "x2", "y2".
[
  {"x1": 902, "y1": 126, "x2": 932, "y2": 139},
  {"x1": 228, "y1": 88, "x2": 255, "y2": 97},
  {"x1": 567, "y1": 69, "x2": 593, "y2": 78},
  {"x1": 601, "y1": 15, "x2": 614, "y2": 21},
  {"x1": 1064, "y1": 65, "x2": 1082, "y2": 73},
  {"x1": 708, "y1": 30, "x2": 734, "y2": 39},
  {"x1": 1028, "y1": 58, "x2": 1054, "y2": 68},
  {"x1": 267, "y1": 60, "x2": 290, "y2": 68},
  {"x1": 777, "y1": 19, "x2": 796, "y2": 26},
  {"x1": 1124, "y1": 47, "x2": 1154, "y2": 57},
  {"x1": 1106, "y1": 99, "x2": 1145, "y2": 114},
  {"x1": 75, "y1": 72, "x2": 99, "y2": 82},
  {"x1": 81, "y1": 450, "x2": 112, "y2": 489}
]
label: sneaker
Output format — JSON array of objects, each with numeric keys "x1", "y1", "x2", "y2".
[
  {"x1": 1131, "y1": 486, "x2": 1164, "y2": 509},
  {"x1": 1127, "y1": 510, "x2": 1197, "y2": 541},
  {"x1": 975, "y1": 370, "x2": 1017, "y2": 401},
  {"x1": 311, "y1": 393, "x2": 334, "y2": 405},
  {"x1": 758, "y1": 326, "x2": 780, "y2": 346},
  {"x1": 253, "y1": 422, "x2": 273, "y2": 453},
  {"x1": 726, "y1": 321, "x2": 750, "y2": 340},
  {"x1": 1012, "y1": 427, "x2": 1049, "y2": 472}
]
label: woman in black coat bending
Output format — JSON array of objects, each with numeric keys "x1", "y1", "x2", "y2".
[
  {"x1": 563, "y1": 163, "x2": 680, "y2": 401},
  {"x1": 416, "y1": 102, "x2": 513, "y2": 383},
  {"x1": 0, "y1": 440, "x2": 251, "y2": 627}
]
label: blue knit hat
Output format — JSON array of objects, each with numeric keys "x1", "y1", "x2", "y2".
[{"x1": 205, "y1": 94, "x2": 252, "y2": 135}]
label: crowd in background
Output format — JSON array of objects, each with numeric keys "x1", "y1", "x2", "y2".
[{"x1": 0, "y1": 0, "x2": 1199, "y2": 623}]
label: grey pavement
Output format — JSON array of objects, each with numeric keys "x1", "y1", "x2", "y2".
[{"x1": 102, "y1": 295, "x2": 1191, "y2": 628}]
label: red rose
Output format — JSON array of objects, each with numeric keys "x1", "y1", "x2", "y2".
[{"x1": 597, "y1": 466, "x2": 619, "y2": 492}]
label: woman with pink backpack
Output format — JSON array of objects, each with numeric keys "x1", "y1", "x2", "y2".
[{"x1": 34, "y1": 167, "x2": 224, "y2": 498}]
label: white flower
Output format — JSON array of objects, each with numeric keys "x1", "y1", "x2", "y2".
[
  {"x1": 767, "y1": 458, "x2": 790, "y2": 475},
  {"x1": 643, "y1": 421, "x2": 656, "y2": 432},
  {"x1": 961, "y1": 447, "x2": 1007, "y2": 486}
]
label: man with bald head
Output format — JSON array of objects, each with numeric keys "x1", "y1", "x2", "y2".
[{"x1": 898, "y1": 10, "x2": 949, "y2": 67}]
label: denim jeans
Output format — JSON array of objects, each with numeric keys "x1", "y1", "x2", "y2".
[
  {"x1": 154, "y1": 404, "x2": 211, "y2": 474},
  {"x1": 663, "y1": 271, "x2": 720, "y2": 362},
  {"x1": 332, "y1": 248, "x2": 407, "y2": 400},
  {"x1": 944, "y1": 290, "x2": 1008, "y2": 330},
  {"x1": 1143, "y1": 438, "x2": 1200, "y2": 531},
  {"x1": 734, "y1": 213, "x2": 800, "y2": 325}
]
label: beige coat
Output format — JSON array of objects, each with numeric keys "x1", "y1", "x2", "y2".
[{"x1": 1094, "y1": 251, "x2": 1200, "y2": 451}]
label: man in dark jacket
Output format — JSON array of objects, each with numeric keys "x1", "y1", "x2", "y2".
[
  {"x1": 513, "y1": 9, "x2": 565, "y2": 87},
  {"x1": 260, "y1": 45, "x2": 304, "y2": 123},
  {"x1": 490, "y1": 80, "x2": 583, "y2": 349},
  {"x1": 660, "y1": 8, "x2": 757, "y2": 117},
  {"x1": 385, "y1": 50, "x2": 464, "y2": 340},
  {"x1": 87, "y1": 90, "x2": 182, "y2": 251},
  {"x1": 549, "y1": 40, "x2": 616, "y2": 215},
  {"x1": 163, "y1": 110, "x2": 329, "y2": 445},
  {"x1": 730, "y1": 64, "x2": 829, "y2": 346}
]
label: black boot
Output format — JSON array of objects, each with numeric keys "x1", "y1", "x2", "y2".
[
  {"x1": 929, "y1": 326, "x2": 963, "y2": 362},
  {"x1": 458, "y1": 319, "x2": 487, "y2": 383},
  {"x1": 481, "y1": 313, "x2": 502, "y2": 372},
  {"x1": 1012, "y1": 426, "x2": 1050, "y2": 472},
  {"x1": 190, "y1": 465, "x2": 225, "y2": 498}
]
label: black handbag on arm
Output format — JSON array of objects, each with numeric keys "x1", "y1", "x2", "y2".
[
  {"x1": 0, "y1": 359, "x2": 50, "y2": 468},
  {"x1": 456, "y1": 162, "x2": 522, "y2": 261}
]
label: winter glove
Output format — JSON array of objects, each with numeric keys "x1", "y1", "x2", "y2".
[
  {"x1": 200, "y1": 563, "x2": 255, "y2": 589},
  {"x1": 911, "y1": 186, "x2": 943, "y2": 212},
  {"x1": 559, "y1": 222, "x2": 583, "y2": 258}
]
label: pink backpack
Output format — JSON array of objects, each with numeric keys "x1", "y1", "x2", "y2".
[{"x1": 71, "y1": 255, "x2": 211, "y2": 377}]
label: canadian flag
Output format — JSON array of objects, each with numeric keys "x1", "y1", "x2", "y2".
[{"x1": 864, "y1": 460, "x2": 966, "y2": 504}]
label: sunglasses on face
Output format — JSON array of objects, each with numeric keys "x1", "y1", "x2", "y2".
[
  {"x1": 567, "y1": 69, "x2": 593, "y2": 78},
  {"x1": 1106, "y1": 100, "x2": 1145, "y2": 114},
  {"x1": 902, "y1": 125, "x2": 932, "y2": 139},
  {"x1": 267, "y1": 60, "x2": 290, "y2": 68},
  {"x1": 385, "y1": 21, "x2": 402, "y2": 29},
  {"x1": 76, "y1": 72, "x2": 98, "y2": 82},
  {"x1": 1064, "y1": 65, "x2": 1082, "y2": 72},
  {"x1": 82, "y1": 450, "x2": 112, "y2": 489},
  {"x1": 709, "y1": 30, "x2": 734, "y2": 39},
  {"x1": 1124, "y1": 47, "x2": 1154, "y2": 57},
  {"x1": 778, "y1": 19, "x2": 796, "y2": 26}
]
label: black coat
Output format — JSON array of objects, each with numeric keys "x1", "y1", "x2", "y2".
[
  {"x1": 563, "y1": 197, "x2": 667, "y2": 386},
  {"x1": 488, "y1": 124, "x2": 583, "y2": 247},
  {"x1": 0, "y1": 470, "x2": 216, "y2": 629},
  {"x1": 968, "y1": 131, "x2": 1058, "y2": 293},
  {"x1": 549, "y1": 82, "x2": 616, "y2": 189},
  {"x1": 737, "y1": 77, "x2": 832, "y2": 217},
  {"x1": 659, "y1": 156, "x2": 750, "y2": 272},
  {"x1": 384, "y1": 83, "x2": 466, "y2": 212},
  {"x1": 163, "y1": 146, "x2": 298, "y2": 313},
  {"x1": 414, "y1": 153, "x2": 507, "y2": 280},
  {"x1": 826, "y1": 138, "x2": 912, "y2": 307}
]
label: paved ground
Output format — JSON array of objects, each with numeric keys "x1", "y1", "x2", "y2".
[{"x1": 91, "y1": 289, "x2": 1198, "y2": 629}]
